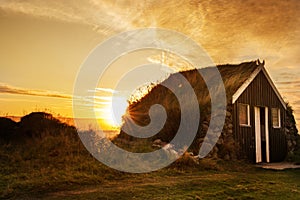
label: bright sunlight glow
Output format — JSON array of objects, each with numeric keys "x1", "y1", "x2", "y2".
[{"x1": 95, "y1": 95, "x2": 128, "y2": 128}]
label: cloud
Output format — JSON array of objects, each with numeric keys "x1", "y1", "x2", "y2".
[
  {"x1": 92, "y1": 87, "x2": 118, "y2": 94},
  {"x1": 0, "y1": 97, "x2": 38, "y2": 103},
  {"x1": 0, "y1": 83, "x2": 72, "y2": 99},
  {"x1": 93, "y1": 96, "x2": 112, "y2": 101},
  {"x1": 0, "y1": 0, "x2": 135, "y2": 35},
  {"x1": 147, "y1": 52, "x2": 194, "y2": 72},
  {"x1": 278, "y1": 82, "x2": 300, "y2": 86}
]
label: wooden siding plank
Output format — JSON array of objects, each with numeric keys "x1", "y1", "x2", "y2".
[{"x1": 233, "y1": 71, "x2": 286, "y2": 162}]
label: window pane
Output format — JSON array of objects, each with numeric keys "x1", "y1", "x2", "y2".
[
  {"x1": 239, "y1": 104, "x2": 248, "y2": 125},
  {"x1": 272, "y1": 108, "x2": 279, "y2": 127}
]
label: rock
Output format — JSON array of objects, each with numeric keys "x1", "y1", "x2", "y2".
[
  {"x1": 202, "y1": 123, "x2": 209, "y2": 131},
  {"x1": 152, "y1": 139, "x2": 167, "y2": 148},
  {"x1": 224, "y1": 154, "x2": 230, "y2": 160},
  {"x1": 197, "y1": 138, "x2": 204, "y2": 144},
  {"x1": 212, "y1": 152, "x2": 218, "y2": 159},
  {"x1": 217, "y1": 138, "x2": 223, "y2": 145},
  {"x1": 213, "y1": 146, "x2": 219, "y2": 153},
  {"x1": 153, "y1": 139, "x2": 162, "y2": 145},
  {"x1": 203, "y1": 121, "x2": 209, "y2": 125},
  {"x1": 226, "y1": 111, "x2": 232, "y2": 117},
  {"x1": 223, "y1": 124, "x2": 228, "y2": 129},
  {"x1": 206, "y1": 115, "x2": 211, "y2": 122},
  {"x1": 226, "y1": 135, "x2": 235, "y2": 142},
  {"x1": 230, "y1": 153, "x2": 237, "y2": 161},
  {"x1": 162, "y1": 143, "x2": 174, "y2": 150},
  {"x1": 225, "y1": 117, "x2": 232, "y2": 123}
]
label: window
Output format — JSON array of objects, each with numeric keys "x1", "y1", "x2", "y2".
[
  {"x1": 272, "y1": 108, "x2": 281, "y2": 128},
  {"x1": 239, "y1": 103, "x2": 250, "y2": 126}
]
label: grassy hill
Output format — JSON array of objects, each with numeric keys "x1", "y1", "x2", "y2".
[
  {"x1": 0, "y1": 112, "x2": 76, "y2": 143},
  {"x1": 0, "y1": 112, "x2": 300, "y2": 199}
]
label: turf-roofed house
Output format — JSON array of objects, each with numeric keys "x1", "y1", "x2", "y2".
[
  {"x1": 222, "y1": 60, "x2": 287, "y2": 163},
  {"x1": 118, "y1": 60, "x2": 297, "y2": 163}
]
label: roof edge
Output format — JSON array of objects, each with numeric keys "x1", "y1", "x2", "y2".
[
  {"x1": 232, "y1": 63, "x2": 263, "y2": 104},
  {"x1": 261, "y1": 67, "x2": 287, "y2": 110},
  {"x1": 231, "y1": 61, "x2": 286, "y2": 110}
]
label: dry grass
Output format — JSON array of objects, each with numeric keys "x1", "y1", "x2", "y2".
[{"x1": 0, "y1": 122, "x2": 299, "y2": 199}]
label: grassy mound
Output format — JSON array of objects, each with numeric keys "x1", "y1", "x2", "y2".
[{"x1": 1, "y1": 112, "x2": 300, "y2": 199}]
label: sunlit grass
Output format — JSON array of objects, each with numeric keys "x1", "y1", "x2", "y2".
[
  {"x1": 1, "y1": 111, "x2": 299, "y2": 199},
  {"x1": 1, "y1": 130, "x2": 300, "y2": 199}
]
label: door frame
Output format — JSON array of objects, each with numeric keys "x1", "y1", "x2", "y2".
[{"x1": 254, "y1": 106, "x2": 270, "y2": 163}]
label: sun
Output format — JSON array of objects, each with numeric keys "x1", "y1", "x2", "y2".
[
  {"x1": 95, "y1": 95, "x2": 128, "y2": 129},
  {"x1": 108, "y1": 96, "x2": 129, "y2": 127}
]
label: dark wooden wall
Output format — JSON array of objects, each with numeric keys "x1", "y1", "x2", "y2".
[{"x1": 232, "y1": 71, "x2": 287, "y2": 162}]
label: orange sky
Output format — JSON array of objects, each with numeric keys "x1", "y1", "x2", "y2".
[{"x1": 0, "y1": 0, "x2": 300, "y2": 130}]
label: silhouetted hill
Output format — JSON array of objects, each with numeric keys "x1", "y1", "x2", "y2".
[
  {"x1": 0, "y1": 112, "x2": 77, "y2": 143},
  {"x1": 0, "y1": 117, "x2": 17, "y2": 141}
]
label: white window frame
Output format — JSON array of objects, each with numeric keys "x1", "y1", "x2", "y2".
[
  {"x1": 272, "y1": 108, "x2": 281, "y2": 128},
  {"x1": 239, "y1": 103, "x2": 250, "y2": 126}
]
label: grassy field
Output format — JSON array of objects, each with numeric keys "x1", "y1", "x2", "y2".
[
  {"x1": 1, "y1": 132, "x2": 300, "y2": 199},
  {"x1": 46, "y1": 169, "x2": 300, "y2": 200}
]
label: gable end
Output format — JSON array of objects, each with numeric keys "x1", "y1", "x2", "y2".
[{"x1": 232, "y1": 64, "x2": 286, "y2": 109}]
